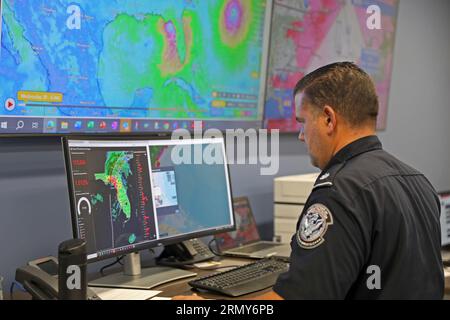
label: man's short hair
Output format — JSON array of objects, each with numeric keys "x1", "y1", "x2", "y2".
[{"x1": 294, "y1": 62, "x2": 379, "y2": 126}]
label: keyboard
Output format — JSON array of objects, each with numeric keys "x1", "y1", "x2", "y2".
[{"x1": 188, "y1": 257, "x2": 289, "y2": 297}]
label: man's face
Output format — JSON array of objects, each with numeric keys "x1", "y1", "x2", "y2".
[{"x1": 295, "y1": 92, "x2": 330, "y2": 169}]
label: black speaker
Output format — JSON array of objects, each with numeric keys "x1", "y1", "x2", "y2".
[{"x1": 58, "y1": 239, "x2": 87, "y2": 300}]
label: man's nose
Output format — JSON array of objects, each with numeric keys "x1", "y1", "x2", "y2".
[{"x1": 298, "y1": 130, "x2": 305, "y2": 142}]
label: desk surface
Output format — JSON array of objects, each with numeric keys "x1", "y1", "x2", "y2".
[
  {"x1": 94, "y1": 252, "x2": 450, "y2": 299},
  {"x1": 10, "y1": 252, "x2": 450, "y2": 300}
]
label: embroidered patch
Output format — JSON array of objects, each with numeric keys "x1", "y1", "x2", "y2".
[{"x1": 297, "y1": 203, "x2": 334, "y2": 249}]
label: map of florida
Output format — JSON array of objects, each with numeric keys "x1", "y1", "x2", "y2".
[{"x1": 95, "y1": 152, "x2": 133, "y2": 221}]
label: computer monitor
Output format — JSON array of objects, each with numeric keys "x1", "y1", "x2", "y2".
[{"x1": 63, "y1": 136, "x2": 235, "y2": 288}]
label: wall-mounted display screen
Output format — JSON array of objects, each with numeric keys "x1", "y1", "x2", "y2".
[
  {"x1": 264, "y1": 0, "x2": 399, "y2": 132},
  {"x1": 0, "y1": 0, "x2": 272, "y2": 134}
]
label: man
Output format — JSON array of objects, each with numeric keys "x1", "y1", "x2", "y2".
[{"x1": 176, "y1": 62, "x2": 444, "y2": 300}]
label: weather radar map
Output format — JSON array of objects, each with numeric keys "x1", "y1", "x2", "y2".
[
  {"x1": 0, "y1": 0, "x2": 269, "y2": 134},
  {"x1": 94, "y1": 152, "x2": 135, "y2": 226},
  {"x1": 68, "y1": 145, "x2": 157, "y2": 255},
  {"x1": 265, "y1": 0, "x2": 399, "y2": 131}
]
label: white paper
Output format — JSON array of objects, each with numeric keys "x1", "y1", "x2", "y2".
[
  {"x1": 150, "y1": 296, "x2": 172, "y2": 300},
  {"x1": 90, "y1": 287, "x2": 161, "y2": 300},
  {"x1": 193, "y1": 261, "x2": 222, "y2": 269}
]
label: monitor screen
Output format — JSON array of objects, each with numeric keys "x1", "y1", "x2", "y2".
[
  {"x1": 0, "y1": 0, "x2": 272, "y2": 135},
  {"x1": 64, "y1": 137, "x2": 234, "y2": 262}
]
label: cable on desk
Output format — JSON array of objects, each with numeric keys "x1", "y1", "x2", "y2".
[
  {"x1": 8, "y1": 280, "x2": 25, "y2": 300},
  {"x1": 140, "y1": 249, "x2": 158, "y2": 269},
  {"x1": 99, "y1": 256, "x2": 124, "y2": 276},
  {"x1": 208, "y1": 238, "x2": 224, "y2": 257},
  {"x1": 10, "y1": 282, "x2": 15, "y2": 300}
]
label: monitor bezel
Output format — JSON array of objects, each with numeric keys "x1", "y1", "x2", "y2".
[{"x1": 62, "y1": 134, "x2": 236, "y2": 263}]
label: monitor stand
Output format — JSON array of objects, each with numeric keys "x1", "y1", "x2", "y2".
[{"x1": 88, "y1": 252, "x2": 197, "y2": 290}]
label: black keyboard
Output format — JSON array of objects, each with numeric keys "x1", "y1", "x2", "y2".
[{"x1": 188, "y1": 257, "x2": 289, "y2": 297}]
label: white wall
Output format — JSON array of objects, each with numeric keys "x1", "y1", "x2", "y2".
[{"x1": 378, "y1": 0, "x2": 450, "y2": 191}]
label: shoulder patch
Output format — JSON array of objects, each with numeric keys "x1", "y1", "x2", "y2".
[{"x1": 296, "y1": 203, "x2": 334, "y2": 249}]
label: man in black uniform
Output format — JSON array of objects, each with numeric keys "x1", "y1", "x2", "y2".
[
  {"x1": 175, "y1": 62, "x2": 443, "y2": 300},
  {"x1": 269, "y1": 62, "x2": 444, "y2": 299}
]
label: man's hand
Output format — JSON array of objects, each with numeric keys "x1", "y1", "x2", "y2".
[{"x1": 172, "y1": 293, "x2": 206, "y2": 300}]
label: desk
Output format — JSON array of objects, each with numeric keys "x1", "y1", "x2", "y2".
[{"x1": 9, "y1": 253, "x2": 450, "y2": 300}]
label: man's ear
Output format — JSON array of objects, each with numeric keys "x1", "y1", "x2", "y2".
[{"x1": 323, "y1": 105, "x2": 337, "y2": 134}]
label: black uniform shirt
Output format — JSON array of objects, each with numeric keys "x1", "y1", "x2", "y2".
[{"x1": 273, "y1": 136, "x2": 444, "y2": 299}]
